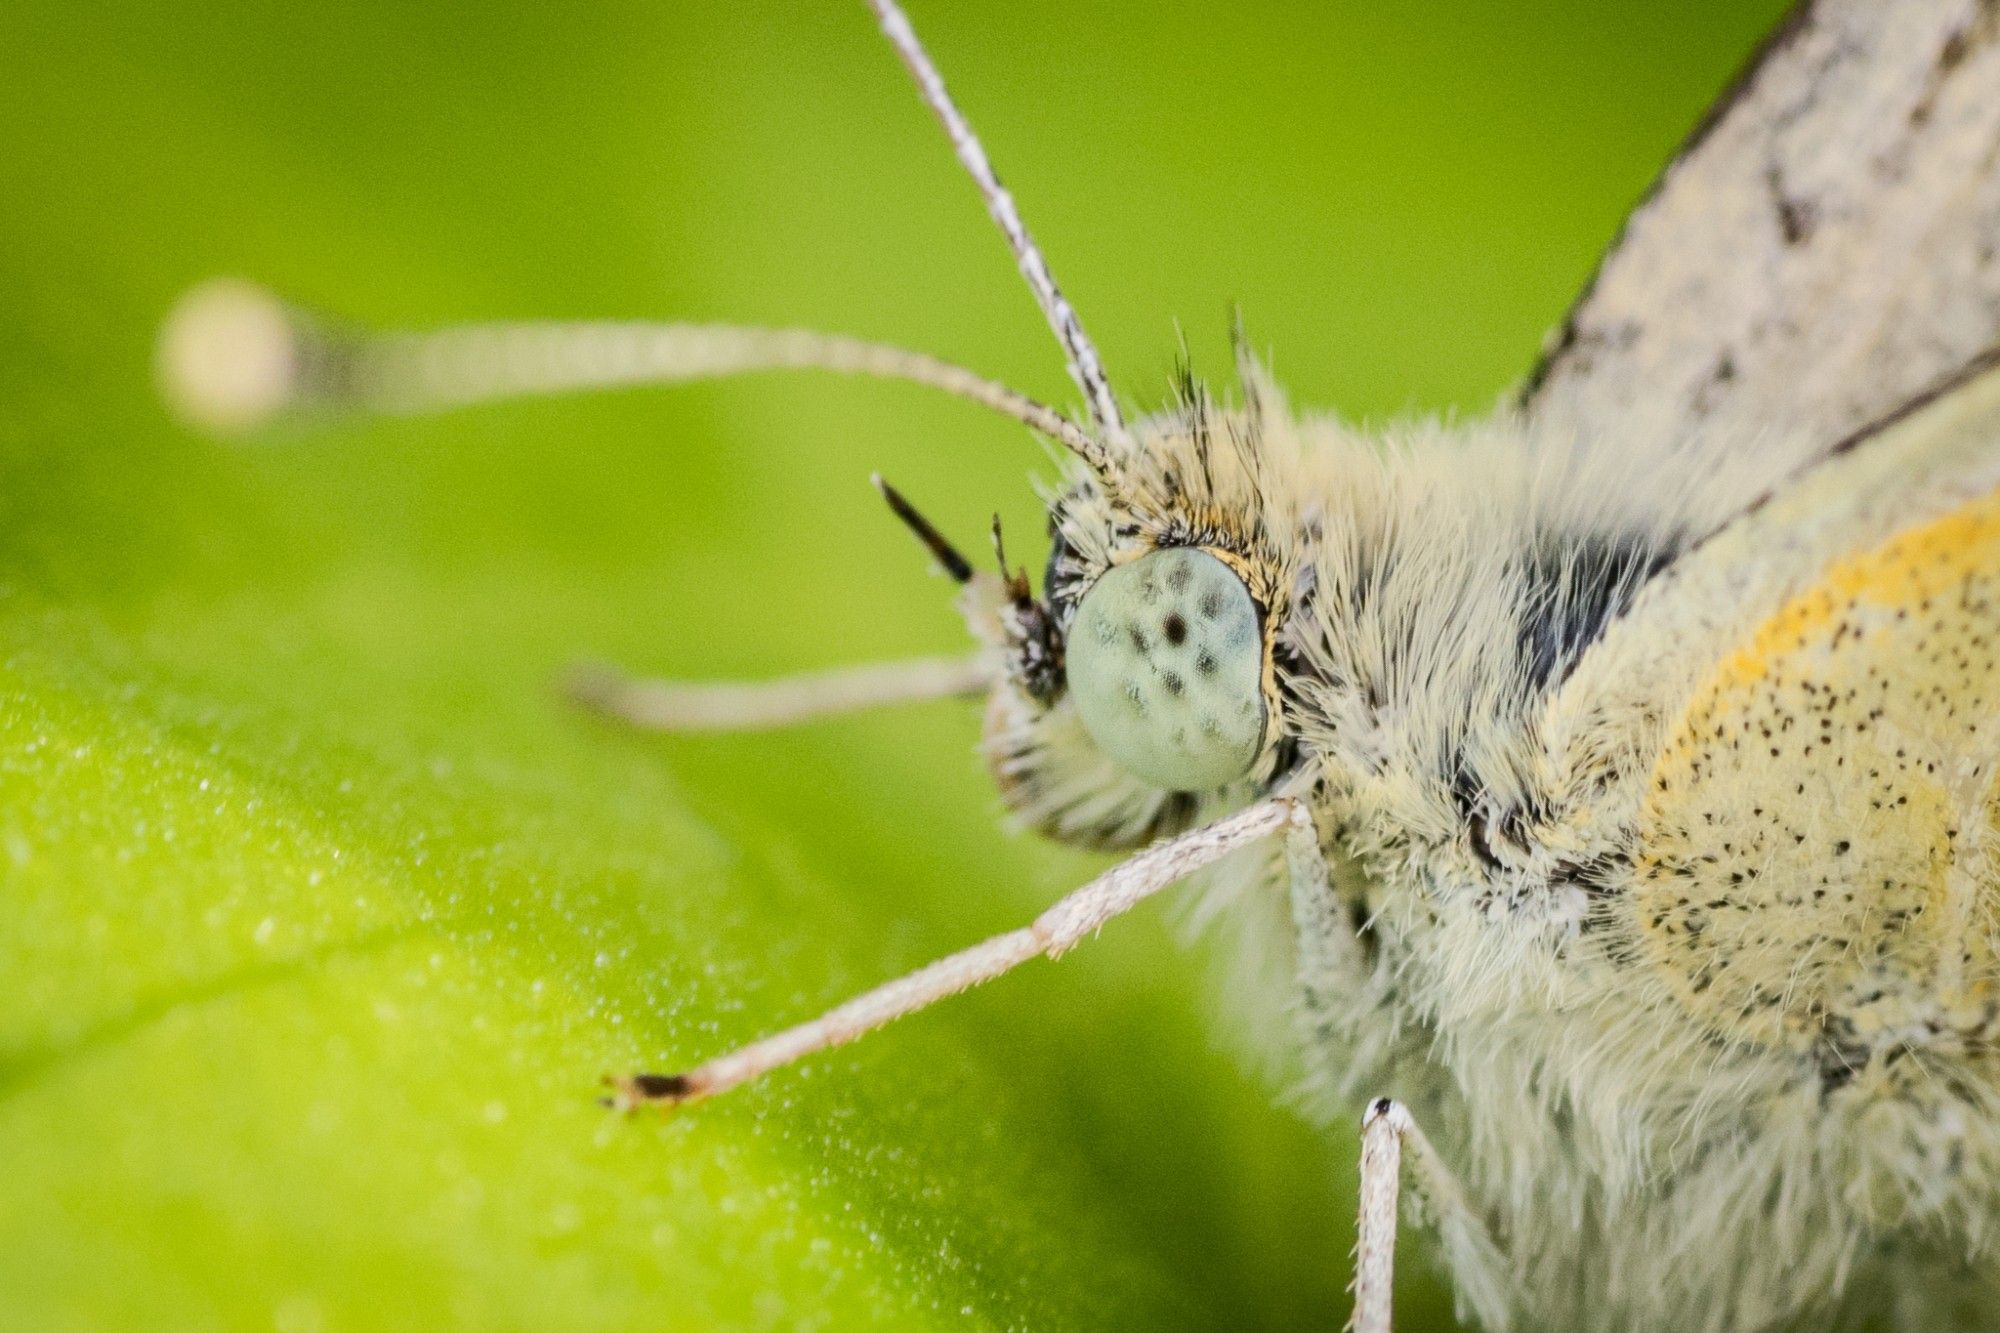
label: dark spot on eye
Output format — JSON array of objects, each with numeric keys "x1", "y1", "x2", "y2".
[
  {"x1": 1196, "y1": 652, "x2": 1218, "y2": 675},
  {"x1": 1198, "y1": 590, "x2": 1225, "y2": 619},
  {"x1": 1163, "y1": 671, "x2": 1185, "y2": 696},
  {"x1": 1834, "y1": 840, "x2": 1851, "y2": 855},
  {"x1": 1163, "y1": 613, "x2": 1188, "y2": 645}
]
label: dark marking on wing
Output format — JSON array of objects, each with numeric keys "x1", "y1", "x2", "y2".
[
  {"x1": 1696, "y1": 342, "x2": 2000, "y2": 549},
  {"x1": 1764, "y1": 163, "x2": 1816, "y2": 246},
  {"x1": 1520, "y1": 0, "x2": 1821, "y2": 400},
  {"x1": 1521, "y1": 0, "x2": 2000, "y2": 469},
  {"x1": 1911, "y1": 0, "x2": 2000, "y2": 125}
]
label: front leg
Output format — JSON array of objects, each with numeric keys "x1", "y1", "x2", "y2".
[
  {"x1": 1352, "y1": 1098, "x2": 1511, "y2": 1333},
  {"x1": 1283, "y1": 813, "x2": 1509, "y2": 1331},
  {"x1": 609, "y1": 798, "x2": 1300, "y2": 1108}
]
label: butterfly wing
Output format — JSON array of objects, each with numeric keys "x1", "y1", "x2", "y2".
[
  {"x1": 1523, "y1": 0, "x2": 2000, "y2": 477},
  {"x1": 1547, "y1": 354, "x2": 2000, "y2": 1059}
]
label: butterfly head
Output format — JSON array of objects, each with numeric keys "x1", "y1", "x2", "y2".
[{"x1": 902, "y1": 384, "x2": 1297, "y2": 849}]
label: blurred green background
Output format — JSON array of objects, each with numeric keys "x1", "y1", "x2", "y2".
[{"x1": 0, "y1": 1, "x2": 1787, "y2": 1328}]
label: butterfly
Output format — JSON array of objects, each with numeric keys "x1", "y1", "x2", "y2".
[{"x1": 157, "y1": 0, "x2": 2000, "y2": 1327}]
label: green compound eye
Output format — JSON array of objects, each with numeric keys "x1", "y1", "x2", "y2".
[{"x1": 1067, "y1": 547, "x2": 1267, "y2": 791}]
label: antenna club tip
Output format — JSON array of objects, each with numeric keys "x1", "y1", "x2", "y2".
[{"x1": 156, "y1": 276, "x2": 303, "y2": 437}]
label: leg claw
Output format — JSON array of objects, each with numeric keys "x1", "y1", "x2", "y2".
[{"x1": 601, "y1": 1071, "x2": 697, "y2": 1114}]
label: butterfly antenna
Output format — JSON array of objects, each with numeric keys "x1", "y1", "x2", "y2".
[
  {"x1": 867, "y1": 0, "x2": 1127, "y2": 449},
  {"x1": 872, "y1": 474, "x2": 974, "y2": 583},
  {"x1": 156, "y1": 277, "x2": 1112, "y2": 468}
]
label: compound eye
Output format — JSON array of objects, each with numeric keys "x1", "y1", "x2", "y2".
[{"x1": 1067, "y1": 547, "x2": 1266, "y2": 790}]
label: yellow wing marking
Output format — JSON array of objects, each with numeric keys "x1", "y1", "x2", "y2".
[{"x1": 1634, "y1": 489, "x2": 2000, "y2": 1054}]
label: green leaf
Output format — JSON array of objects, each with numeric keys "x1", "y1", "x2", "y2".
[{"x1": 0, "y1": 1, "x2": 1785, "y2": 1328}]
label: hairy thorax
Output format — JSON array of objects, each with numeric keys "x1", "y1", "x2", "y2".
[{"x1": 1252, "y1": 409, "x2": 2000, "y2": 1328}]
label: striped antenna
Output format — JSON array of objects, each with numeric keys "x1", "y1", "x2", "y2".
[
  {"x1": 156, "y1": 277, "x2": 1113, "y2": 472},
  {"x1": 867, "y1": 0, "x2": 1127, "y2": 446}
]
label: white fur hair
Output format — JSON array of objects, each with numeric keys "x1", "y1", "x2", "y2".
[{"x1": 985, "y1": 348, "x2": 2000, "y2": 1330}]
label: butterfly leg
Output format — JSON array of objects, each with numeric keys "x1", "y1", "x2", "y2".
[
  {"x1": 564, "y1": 654, "x2": 989, "y2": 733},
  {"x1": 1351, "y1": 1097, "x2": 1415, "y2": 1333},
  {"x1": 607, "y1": 796, "x2": 1298, "y2": 1108},
  {"x1": 1282, "y1": 813, "x2": 1409, "y2": 1332},
  {"x1": 1352, "y1": 1099, "x2": 1514, "y2": 1333},
  {"x1": 1284, "y1": 815, "x2": 1508, "y2": 1332}
]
